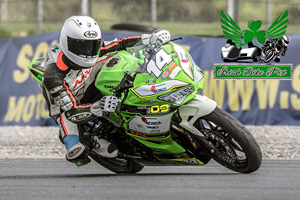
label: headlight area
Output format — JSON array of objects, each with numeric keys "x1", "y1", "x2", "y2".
[{"x1": 157, "y1": 86, "x2": 195, "y2": 104}]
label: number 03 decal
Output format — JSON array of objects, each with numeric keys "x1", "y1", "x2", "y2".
[
  {"x1": 146, "y1": 49, "x2": 173, "y2": 78},
  {"x1": 148, "y1": 104, "x2": 170, "y2": 114}
]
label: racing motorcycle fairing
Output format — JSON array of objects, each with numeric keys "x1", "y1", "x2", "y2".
[
  {"x1": 28, "y1": 57, "x2": 46, "y2": 88},
  {"x1": 95, "y1": 42, "x2": 204, "y2": 107},
  {"x1": 178, "y1": 94, "x2": 217, "y2": 136},
  {"x1": 95, "y1": 42, "x2": 206, "y2": 161}
]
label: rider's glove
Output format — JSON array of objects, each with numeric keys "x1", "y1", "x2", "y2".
[
  {"x1": 142, "y1": 29, "x2": 170, "y2": 45},
  {"x1": 90, "y1": 96, "x2": 121, "y2": 117}
]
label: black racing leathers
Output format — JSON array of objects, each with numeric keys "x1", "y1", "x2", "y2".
[{"x1": 43, "y1": 36, "x2": 141, "y2": 124}]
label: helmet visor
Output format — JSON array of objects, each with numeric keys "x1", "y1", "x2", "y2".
[{"x1": 67, "y1": 36, "x2": 101, "y2": 58}]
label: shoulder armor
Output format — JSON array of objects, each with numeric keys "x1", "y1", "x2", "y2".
[{"x1": 45, "y1": 44, "x2": 63, "y2": 67}]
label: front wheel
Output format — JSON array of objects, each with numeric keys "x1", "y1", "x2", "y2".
[{"x1": 194, "y1": 107, "x2": 262, "y2": 173}]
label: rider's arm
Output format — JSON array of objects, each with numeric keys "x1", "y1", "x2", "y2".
[
  {"x1": 99, "y1": 36, "x2": 141, "y2": 56},
  {"x1": 99, "y1": 29, "x2": 171, "y2": 56},
  {"x1": 43, "y1": 63, "x2": 96, "y2": 124}
]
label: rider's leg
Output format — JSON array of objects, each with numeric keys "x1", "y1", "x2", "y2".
[
  {"x1": 77, "y1": 124, "x2": 119, "y2": 159},
  {"x1": 56, "y1": 113, "x2": 91, "y2": 166},
  {"x1": 76, "y1": 63, "x2": 118, "y2": 158},
  {"x1": 90, "y1": 135, "x2": 118, "y2": 158},
  {"x1": 57, "y1": 113, "x2": 118, "y2": 166}
]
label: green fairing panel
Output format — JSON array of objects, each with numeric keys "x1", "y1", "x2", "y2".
[
  {"x1": 121, "y1": 109, "x2": 186, "y2": 155},
  {"x1": 95, "y1": 43, "x2": 204, "y2": 155},
  {"x1": 130, "y1": 135, "x2": 186, "y2": 154},
  {"x1": 95, "y1": 51, "x2": 140, "y2": 97},
  {"x1": 28, "y1": 57, "x2": 45, "y2": 86},
  {"x1": 95, "y1": 43, "x2": 204, "y2": 107}
]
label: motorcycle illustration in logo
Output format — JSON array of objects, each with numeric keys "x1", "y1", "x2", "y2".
[{"x1": 220, "y1": 10, "x2": 289, "y2": 63}]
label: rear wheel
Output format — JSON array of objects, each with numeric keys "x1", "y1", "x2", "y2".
[
  {"x1": 89, "y1": 152, "x2": 144, "y2": 174},
  {"x1": 194, "y1": 107, "x2": 262, "y2": 173}
]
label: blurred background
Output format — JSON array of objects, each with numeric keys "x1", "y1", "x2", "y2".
[
  {"x1": 0, "y1": 0, "x2": 300, "y2": 38},
  {"x1": 0, "y1": 0, "x2": 300, "y2": 126},
  {"x1": 0, "y1": 0, "x2": 299, "y2": 161}
]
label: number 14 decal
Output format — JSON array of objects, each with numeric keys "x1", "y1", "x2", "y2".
[{"x1": 146, "y1": 49, "x2": 173, "y2": 78}]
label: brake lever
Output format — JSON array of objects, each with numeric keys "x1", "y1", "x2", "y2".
[
  {"x1": 110, "y1": 71, "x2": 137, "y2": 118},
  {"x1": 110, "y1": 72, "x2": 135, "y2": 96},
  {"x1": 170, "y1": 37, "x2": 183, "y2": 42}
]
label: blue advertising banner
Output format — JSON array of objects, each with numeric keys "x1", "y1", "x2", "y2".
[
  {"x1": 0, "y1": 30, "x2": 299, "y2": 126},
  {"x1": 0, "y1": 32, "x2": 60, "y2": 126}
]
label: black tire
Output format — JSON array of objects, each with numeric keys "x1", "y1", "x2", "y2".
[
  {"x1": 274, "y1": 57, "x2": 280, "y2": 62},
  {"x1": 89, "y1": 152, "x2": 144, "y2": 174},
  {"x1": 194, "y1": 107, "x2": 262, "y2": 173}
]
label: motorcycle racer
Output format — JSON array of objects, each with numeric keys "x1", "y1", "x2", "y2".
[
  {"x1": 258, "y1": 35, "x2": 290, "y2": 63},
  {"x1": 42, "y1": 16, "x2": 170, "y2": 166}
]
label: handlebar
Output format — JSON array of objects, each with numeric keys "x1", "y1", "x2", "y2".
[
  {"x1": 110, "y1": 71, "x2": 135, "y2": 98},
  {"x1": 110, "y1": 37, "x2": 183, "y2": 117}
]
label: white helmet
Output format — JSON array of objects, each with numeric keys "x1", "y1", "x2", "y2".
[
  {"x1": 282, "y1": 35, "x2": 290, "y2": 47},
  {"x1": 60, "y1": 16, "x2": 102, "y2": 68}
]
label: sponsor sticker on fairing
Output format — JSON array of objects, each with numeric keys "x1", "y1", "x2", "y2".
[
  {"x1": 162, "y1": 62, "x2": 177, "y2": 79},
  {"x1": 151, "y1": 83, "x2": 166, "y2": 94},
  {"x1": 169, "y1": 66, "x2": 182, "y2": 79},
  {"x1": 128, "y1": 113, "x2": 173, "y2": 134},
  {"x1": 191, "y1": 58, "x2": 203, "y2": 86},
  {"x1": 132, "y1": 80, "x2": 188, "y2": 98},
  {"x1": 173, "y1": 43, "x2": 193, "y2": 80}
]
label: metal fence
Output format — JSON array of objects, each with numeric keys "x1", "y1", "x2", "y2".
[{"x1": 0, "y1": 0, "x2": 299, "y2": 37}]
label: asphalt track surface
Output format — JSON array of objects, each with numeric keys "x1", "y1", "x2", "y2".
[{"x1": 0, "y1": 159, "x2": 299, "y2": 200}]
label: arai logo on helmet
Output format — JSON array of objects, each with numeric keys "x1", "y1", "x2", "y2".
[{"x1": 84, "y1": 31, "x2": 98, "y2": 38}]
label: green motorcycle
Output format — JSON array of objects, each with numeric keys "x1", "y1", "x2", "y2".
[{"x1": 29, "y1": 40, "x2": 262, "y2": 174}]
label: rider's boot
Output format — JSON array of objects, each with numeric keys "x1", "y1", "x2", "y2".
[
  {"x1": 65, "y1": 143, "x2": 91, "y2": 167},
  {"x1": 64, "y1": 135, "x2": 91, "y2": 167},
  {"x1": 91, "y1": 136, "x2": 119, "y2": 158}
]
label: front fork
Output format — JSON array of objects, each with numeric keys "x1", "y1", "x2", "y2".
[{"x1": 176, "y1": 94, "x2": 219, "y2": 163}]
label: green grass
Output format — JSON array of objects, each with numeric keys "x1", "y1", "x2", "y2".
[
  {"x1": 0, "y1": 21, "x2": 299, "y2": 39},
  {"x1": 0, "y1": 0, "x2": 300, "y2": 39}
]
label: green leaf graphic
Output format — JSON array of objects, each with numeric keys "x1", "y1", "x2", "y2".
[
  {"x1": 242, "y1": 30, "x2": 255, "y2": 44},
  {"x1": 248, "y1": 20, "x2": 262, "y2": 32},
  {"x1": 256, "y1": 30, "x2": 268, "y2": 44}
]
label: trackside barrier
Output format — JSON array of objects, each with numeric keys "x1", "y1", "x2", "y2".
[{"x1": 0, "y1": 31, "x2": 299, "y2": 126}]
